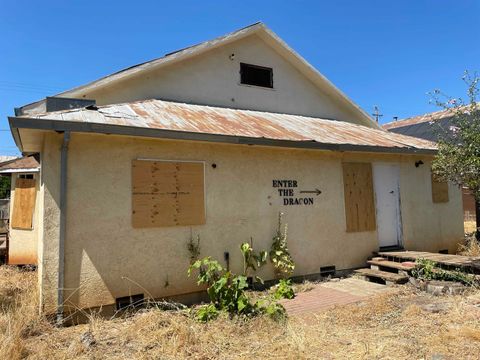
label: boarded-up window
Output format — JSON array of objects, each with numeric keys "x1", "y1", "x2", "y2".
[
  {"x1": 11, "y1": 178, "x2": 36, "y2": 229},
  {"x1": 342, "y1": 162, "x2": 376, "y2": 232},
  {"x1": 431, "y1": 174, "x2": 449, "y2": 203},
  {"x1": 132, "y1": 160, "x2": 205, "y2": 228}
]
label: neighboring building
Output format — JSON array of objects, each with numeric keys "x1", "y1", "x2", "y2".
[
  {"x1": 0, "y1": 156, "x2": 17, "y2": 164},
  {"x1": 383, "y1": 109, "x2": 477, "y2": 222},
  {"x1": 8, "y1": 23, "x2": 464, "y2": 316},
  {"x1": 0, "y1": 156, "x2": 40, "y2": 265}
]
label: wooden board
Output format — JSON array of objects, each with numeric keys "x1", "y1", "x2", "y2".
[
  {"x1": 132, "y1": 160, "x2": 205, "y2": 227},
  {"x1": 431, "y1": 174, "x2": 449, "y2": 203},
  {"x1": 11, "y1": 178, "x2": 36, "y2": 230},
  {"x1": 342, "y1": 162, "x2": 376, "y2": 232}
]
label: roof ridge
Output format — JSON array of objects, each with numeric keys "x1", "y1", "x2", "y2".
[
  {"x1": 15, "y1": 22, "x2": 376, "y2": 128},
  {"x1": 15, "y1": 23, "x2": 266, "y2": 112},
  {"x1": 383, "y1": 107, "x2": 455, "y2": 130},
  {"x1": 384, "y1": 103, "x2": 479, "y2": 130}
]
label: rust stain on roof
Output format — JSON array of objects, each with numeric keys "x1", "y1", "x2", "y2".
[{"x1": 28, "y1": 99, "x2": 437, "y2": 151}]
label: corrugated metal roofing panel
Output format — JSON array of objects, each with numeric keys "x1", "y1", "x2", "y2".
[{"x1": 25, "y1": 99, "x2": 436, "y2": 151}]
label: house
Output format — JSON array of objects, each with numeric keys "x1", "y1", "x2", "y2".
[
  {"x1": 383, "y1": 109, "x2": 477, "y2": 223},
  {"x1": 8, "y1": 23, "x2": 464, "y2": 317},
  {"x1": 0, "y1": 156, "x2": 16, "y2": 233},
  {"x1": 0, "y1": 156, "x2": 40, "y2": 265}
]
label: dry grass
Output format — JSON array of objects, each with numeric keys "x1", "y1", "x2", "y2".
[
  {"x1": 458, "y1": 233, "x2": 480, "y2": 257},
  {"x1": 0, "y1": 267, "x2": 51, "y2": 359},
  {"x1": 464, "y1": 221, "x2": 477, "y2": 234},
  {"x1": 2, "y1": 266, "x2": 480, "y2": 359}
]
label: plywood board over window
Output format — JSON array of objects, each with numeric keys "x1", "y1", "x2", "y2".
[
  {"x1": 431, "y1": 173, "x2": 449, "y2": 203},
  {"x1": 342, "y1": 162, "x2": 376, "y2": 232},
  {"x1": 11, "y1": 178, "x2": 36, "y2": 230},
  {"x1": 132, "y1": 160, "x2": 205, "y2": 228}
]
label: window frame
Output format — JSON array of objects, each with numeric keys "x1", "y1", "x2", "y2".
[
  {"x1": 239, "y1": 62, "x2": 274, "y2": 89},
  {"x1": 18, "y1": 174, "x2": 34, "y2": 180}
]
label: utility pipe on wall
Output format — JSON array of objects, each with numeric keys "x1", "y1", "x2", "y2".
[{"x1": 57, "y1": 131, "x2": 70, "y2": 325}]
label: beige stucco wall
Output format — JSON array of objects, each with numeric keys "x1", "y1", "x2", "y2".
[
  {"x1": 8, "y1": 172, "x2": 41, "y2": 265},
  {"x1": 38, "y1": 132, "x2": 464, "y2": 312},
  {"x1": 81, "y1": 35, "x2": 366, "y2": 126}
]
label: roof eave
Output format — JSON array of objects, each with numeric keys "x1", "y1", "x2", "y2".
[
  {"x1": 9, "y1": 116, "x2": 437, "y2": 156},
  {"x1": 8, "y1": 117, "x2": 24, "y2": 152},
  {"x1": 0, "y1": 168, "x2": 40, "y2": 174}
]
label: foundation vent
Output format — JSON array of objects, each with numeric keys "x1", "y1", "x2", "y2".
[
  {"x1": 115, "y1": 294, "x2": 144, "y2": 310},
  {"x1": 320, "y1": 265, "x2": 336, "y2": 276}
]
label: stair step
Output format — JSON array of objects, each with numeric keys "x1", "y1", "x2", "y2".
[
  {"x1": 367, "y1": 259, "x2": 416, "y2": 272},
  {"x1": 354, "y1": 268, "x2": 409, "y2": 284},
  {"x1": 379, "y1": 245, "x2": 405, "y2": 252}
]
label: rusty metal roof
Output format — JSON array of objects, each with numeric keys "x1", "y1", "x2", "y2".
[{"x1": 18, "y1": 99, "x2": 436, "y2": 153}]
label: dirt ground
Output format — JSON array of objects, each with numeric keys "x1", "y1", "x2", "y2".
[{"x1": 1, "y1": 266, "x2": 480, "y2": 359}]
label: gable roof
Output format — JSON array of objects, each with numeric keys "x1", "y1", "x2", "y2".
[
  {"x1": 0, "y1": 156, "x2": 17, "y2": 164},
  {"x1": 16, "y1": 22, "x2": 377, "y2": 128},
  {"x1": 383, "y1": 108, "x2": 456, "y2": 131},
  {"x1": 0, "y1": 156, "x2": 39, "y2": 174},
  {"x1": 383, "y1": 105, "x2": 478, "y2": 142},
  {"x1": 10, "y1": 99, "x2": 436, "y2": 155}
]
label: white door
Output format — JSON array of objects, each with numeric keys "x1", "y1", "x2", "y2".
[{"x1": 373, "y1": 163, "x2": 402, "y2": 248}]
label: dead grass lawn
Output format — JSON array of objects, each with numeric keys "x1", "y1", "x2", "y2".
[
  {"x1": 1, "y1": 266, "x2": 480, "y2": 359},
  {"x1": 464, "y1": 221, "x2": 477, "y2": 234}
]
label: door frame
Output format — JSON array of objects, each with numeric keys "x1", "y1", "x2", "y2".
[{"x1": 373, "y1": 163, "x2": 403, "y2": 249}]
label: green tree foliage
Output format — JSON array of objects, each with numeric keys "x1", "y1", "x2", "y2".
[
  {"x1": 0, "y1": 176, "x2": 11, "y2": 199},
  {"x1": 430, "y1": 71, "x2": 480, "y2": 237}
]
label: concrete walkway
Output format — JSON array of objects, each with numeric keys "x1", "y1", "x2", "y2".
[{"x1": 281, "y1": 278, "x2": 390, "y2": 315}]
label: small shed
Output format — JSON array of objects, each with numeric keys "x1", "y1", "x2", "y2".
[{"x1": 0, "y1": 155, "x2": 40, "y2": 265}]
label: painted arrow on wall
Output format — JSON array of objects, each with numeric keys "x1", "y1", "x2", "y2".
[{"x1": 299, "y1": 189, "x2": 322, "y2": 195}]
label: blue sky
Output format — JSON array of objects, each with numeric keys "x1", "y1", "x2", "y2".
[{"x1": 0, "y1": 1, "x2": 478, "y2": 156}]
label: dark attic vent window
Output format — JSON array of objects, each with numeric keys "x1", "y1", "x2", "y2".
[{"x1": 240, "y1": 63, "x2": 273, "y2": 88}]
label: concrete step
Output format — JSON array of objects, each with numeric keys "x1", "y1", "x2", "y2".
[
  {"x1": 372, "y1": 246, "x2": 405, "y2": 257},
  {"x1": 367, "y1": 259, "x2": 416, "y2": 273},
  {"x1": 354, "y1": 268, "x2": 409, "y2": 285}
]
